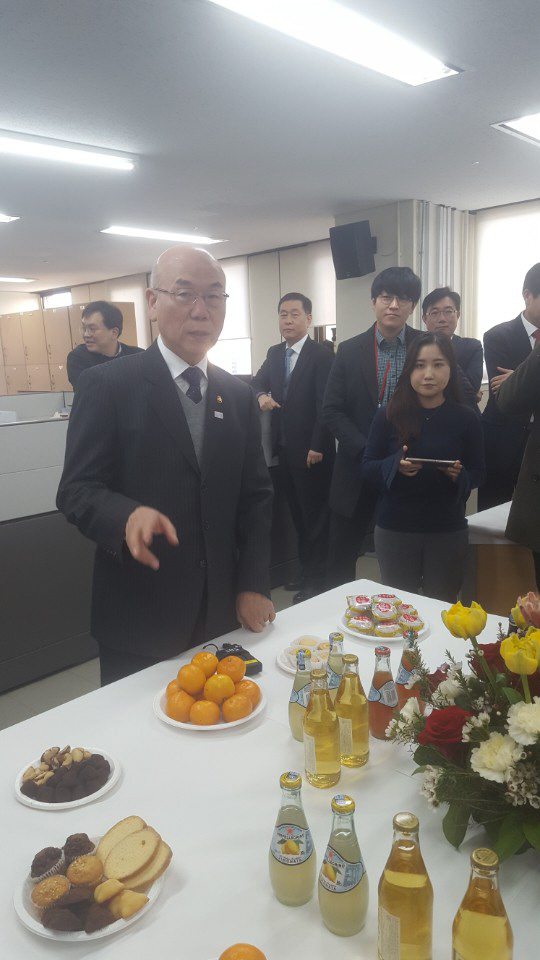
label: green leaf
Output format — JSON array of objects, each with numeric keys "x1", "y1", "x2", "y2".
[
  {"x1": 501, "y1": 686, "x2": 523, "y2": 704},
  {"x1": 523, "y1": 819, "x2": 540, "y2": 851},
  {"x1": 454, "y1": 693, "x2": 472, "y2": 710},
  {"x1": 413, "y1": 744, "x2": 449, "y2": 767},
  {"x1": 442, "y1": 802, "x2": 471, "y2": 849},
  {"x1": 492, "y1": 813, "x2": 526, "y2": 861},
  {"x1": 412, "y1": 765, "x2": 427, "y2": 776}
]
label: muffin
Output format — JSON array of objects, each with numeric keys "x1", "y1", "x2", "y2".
[
  {"x1": 63, "y1": 833, "x2": 95, "y2": 864},
  {"x1": 372, "y1": 593, "x2": 401, "y2": 607},
  {"x1": 374, "y1": 621, "x2": 401, "y2": 637},
  {"x1": 346, "y1": 594, "x2": 371, "y2": 613},
  {"x1": 372, "y1": 601, "x2": 398, "y2": 622},
  {"x1": 31, "y1": 874, "x2": 71, "y2": 910},
  {"x1": 66, "y1": 854, "x2": 103, "y2": 888},
  {"x1": 41, "y1": 906, "x2": 84, "y2": 932},
  {"x1": 346, "y1": 615, "x2": 373, "y2": 635},
  {"x1": 399, "y1": 613, "x2": 424, "y2": 632},
  {"x1": 399, "y1": 603, "x2": 418, "y2": 617},
  {"x1": 30, "y1": 846, "x2": 65, "y2": 883}
]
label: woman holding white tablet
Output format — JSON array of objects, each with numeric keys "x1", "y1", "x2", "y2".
[{"x1": 362, "y1": 333, "x2": 485, "y2": 601}]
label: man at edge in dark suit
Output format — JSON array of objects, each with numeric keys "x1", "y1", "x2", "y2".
[
  {"x1": 422, "y1": 286, "x2": 483, "y2": 407},
  {"x1": 57, "y1": 247, "x2": 275, "y2": 684},
  {"x1": 479, "y1": 262, "x2": 540, "y2": 510},
  {"x1": 252, "y1": 292, "x2": 335, "y2": 603},
  {"x1": 323, "y1": 266, "x2": 422, "y2": 588},
  {"x1": 67, "y1": 300, "x2": 143, "y2": 389}
]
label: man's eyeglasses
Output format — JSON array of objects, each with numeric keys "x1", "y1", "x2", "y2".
[
  {"x1": 378, "y1": 294, "x2": 413, "y2": 307},
  {"x1": 153, "y1": 288, "x2": 229, "y2": 308},
  {"x1": 426, "y1": 308, "x2": 458, "y2": 319}
]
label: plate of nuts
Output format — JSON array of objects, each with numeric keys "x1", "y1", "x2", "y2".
[{"x1": 15, "y1": 746, "x2": 120, "y2": 810}]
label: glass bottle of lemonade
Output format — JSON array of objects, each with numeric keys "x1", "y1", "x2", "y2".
[
  {"x1": 318, "y1": 794, "x2": 369, "y2": 936},
  {"x1": 368, "y1": 645, "x2": 398, "y2": 740},
  {"x1": 395, "y1": 629, "x2": 421, "y2": 712},
  {"x1": 335, "y1": 653, "x2": 369, "y2": 767},
  {"x1": 326, "y1": 632, "x2": 344, "y2": 703},
  {"x1": 303, "y1": 668, "x2": 341, "y2": 788},
  {"x1": 452, "y1": 848, "x2": 513, "y2": 960},
  {"x1": 289, "y1": 650, "x2": 312, "y2": 742},
  {"x1": 378, "y1": 812, "x2": 433, "y2": 960},
  {"x1": 269, "y1": 771, "x2": 316, "y2": 906}
]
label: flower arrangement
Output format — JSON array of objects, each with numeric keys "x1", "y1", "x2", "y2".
[{"x1": 387, "y1": 593, "x2": 540, "y2": 860}]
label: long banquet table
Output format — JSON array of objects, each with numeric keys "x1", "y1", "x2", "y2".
[{"x1": 3, "y1": 579, "x2": 538, "y2": 959}]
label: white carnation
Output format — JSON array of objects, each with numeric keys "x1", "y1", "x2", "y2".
[
  {"x1": 507, "y1": 697, "x2": 540, "y2": 746},
  {"x1": 470, "y1": 732, "x2": 523, "y2": 783},
  {"x1": 434, "y1": 676, "x2": 462, "y2": 703},
  {"x1": 400, "y1": 697, "x2": 422, "y2": 722}
]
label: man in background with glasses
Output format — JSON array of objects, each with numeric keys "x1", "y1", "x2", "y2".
[
  {"x1": 323, "y1": 266, "x2": 421, "y2": 588},
  {"x1": 58, "y1": 246, "x2": 275, "y2": 684},
  {"x1": 422, "y1": 286, "x2": 483, "y2": 406},
  {"x1": 67, "y1": 300, "x2": 143, "y2": 389}
]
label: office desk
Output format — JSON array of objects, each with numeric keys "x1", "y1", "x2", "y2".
[{"x1": 3, "y1": 580, "x2": 537, "y2": 958}]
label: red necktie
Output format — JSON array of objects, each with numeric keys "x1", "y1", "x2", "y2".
[{"x1": 533, "y1": 328, "x2": 540, "y2": 344}]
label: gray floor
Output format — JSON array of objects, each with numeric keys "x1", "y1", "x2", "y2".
[{"x1": 0, "y1": 555, "x2": 380, "y2": 731}]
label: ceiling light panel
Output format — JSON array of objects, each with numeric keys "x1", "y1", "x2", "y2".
[
  {"x1": 0, "y1": 276, "x2": 34, "y2": 283},
  {"x1": 0, "y1": 213, "x2": 19, "y2": 222},
  {"x1": 0, "y1": 132, "x2": 135, "y2": 170},
  {"x1": 493, "y1": 112, "x2": 540, "y2": 146},
  {"x1": 101, "y1": 226, "x2": 224, "y2": 244},
  {"x1": 207, "y1": 0, "x2": 457, "y2": 86}
]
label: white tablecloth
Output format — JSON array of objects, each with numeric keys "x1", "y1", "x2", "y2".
[
  {"x1": 467, "y1": 502, "x2": 512, "y2": 545},
  {"x1": 3, "y1": 579, "x2": 537, "y2": 959}
]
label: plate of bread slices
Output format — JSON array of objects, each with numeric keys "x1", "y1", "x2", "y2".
[{"x1": 14, "y1": 816, "x2": 172, "y2": 940}]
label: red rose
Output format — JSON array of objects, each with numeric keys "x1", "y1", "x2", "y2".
[
  {"x1": 417, "y1": 706, "x2": 472, "y2": 760},
  {"x1": 426, "y1": 664, "x2": 449, "y2": 693}
]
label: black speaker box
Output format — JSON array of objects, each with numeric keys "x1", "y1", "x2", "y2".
[{"x1": 329, "y1": 221, "x2": 376, "y2": 280}]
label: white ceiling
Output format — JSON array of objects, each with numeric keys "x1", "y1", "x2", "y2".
[{"x1": 0, "y1": 0, "x2": 539, "y2": 292}]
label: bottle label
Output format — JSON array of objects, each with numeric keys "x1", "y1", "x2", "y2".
[
  {"x1": 395, "y1": 662, "x2": 412, "y2": 686},
  {"x1": 270, "y1": 824, "x2": 314, "y2": 865},
  {"x1": 289, "y1": 684, "x2": 311, "y2": 708},
  {"x1": 319, "y1": 845, "x2": 365, "y2": 893},
  {"x1": 303, "y1": 733, "x2": 316, "y2": 773},
  {"x1": 326, "y1": 665, "x2": 341, "y2": 689},
  {"x1": 368, "y1": 680, "x2": 398, "y2": 707},
  {"x1": 338, "y1": 717, "x2": 353, "y2": 754},
  {"x1": 378, "y1": 906, "x2": 400, "y2": 960}
]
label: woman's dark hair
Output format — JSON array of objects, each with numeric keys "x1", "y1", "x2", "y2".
[{"x1": 387, "y1": 333, "x2": 462, "y2": 445}]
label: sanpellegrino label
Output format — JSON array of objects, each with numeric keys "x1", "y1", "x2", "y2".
[
  {"x1": 289, "y1": 684, "x2": 311, "y2": 707},
  {"x1": 326, "y1": 665, "x2": 341, "y2": 689},
  {"x1": 270, "y1": 824, "x2": 313, "y2": 865},
  {"x1": 395, "y1": 662, "x2": 413, "y2": 685},
  {"x1": 368, "y1": 680, "x2": 398, "y2": 707},
  {"x1": 319, "y1": 844, "x2": 365, "y2": 893}
]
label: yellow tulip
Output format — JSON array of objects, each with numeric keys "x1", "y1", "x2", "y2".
[
  {"x1": 511, "y1": 604, "x2": 527, "y2": 629},
  {"x1": 500, "y1": 633, "x2": 540, "y2": 676},
  {"x1": 441, "y1": 601, "x2": 487, "y2": 639},
  {"x1": 525, "y1": 628, "x2": 540, "y2": 655}
]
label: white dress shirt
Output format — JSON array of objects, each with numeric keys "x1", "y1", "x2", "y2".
[{"x1": 157, "y1": 335, "x2": 208, "y2": 397}]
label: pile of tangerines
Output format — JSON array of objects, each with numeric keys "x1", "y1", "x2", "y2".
[{"x1": 165, "y1": 651, "x2": 261, "y2": 726}]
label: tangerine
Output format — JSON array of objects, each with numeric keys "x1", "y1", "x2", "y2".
[
  {"x1": 165, "y1": 689, "x2": 195, "y2": 723},
  {"x1": 216, "y1": 655, "x2": 246, "y2": 684},
  {"x1": 204, "y1": 673, "x2": 235, "y2": 705},
  {"x1": 177, "y1": 663, "x2": 206, "y2": 695},
  {"x1": 191, "y1": 651, "x2": 219, "y2": 678},
  {"x1": 166, "y1": 678, "x2": 180, "y2": 698},
  {"x1": 219, "y1": 946, "x2": 266, "y2": 960},
  {"x1": 234, "y1": 679, "x2": 261, "y2": 708},
  {"x1": 221, "y1": 693, "x2": 252, "y2": 723},
  {"x1": 189, "y1": 699, "x2": 220, "y2": 726}
]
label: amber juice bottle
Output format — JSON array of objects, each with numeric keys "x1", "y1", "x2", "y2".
[
  {"x1": 303, "y1": 668, "x2": 340, "y2": 789},
  {"x1": 335, "y1": 653, "x2": 369, "y2": 767},
  {"x1": 368, "y1": 645, "x2": 398, "y2": 740},
  {"x1": 452, "y1": 848, "x2": 513, "y2": 960},
  {"x1": 378, "y1": 812, "x2": 433, "y2": 960},
  {"x1": 395, "y1": 629, "x2": 421, "y2": 712}
]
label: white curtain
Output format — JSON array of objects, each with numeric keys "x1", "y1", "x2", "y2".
[{"x1": 416, "y1": 201, "x2": 476, "y2": 338}]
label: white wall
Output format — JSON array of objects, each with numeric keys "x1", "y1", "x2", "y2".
[{"x1": 0, "y1": 291, "x2": 41, "y2": 313}]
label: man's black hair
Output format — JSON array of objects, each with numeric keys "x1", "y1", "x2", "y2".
[{"x1": 81, "y1": 300, "x2": 123, "y2": 334}]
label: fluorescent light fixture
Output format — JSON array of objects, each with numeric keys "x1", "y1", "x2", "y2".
[
  {"x1": 0, "y1": 276, "x2": 34, "y2": 283},
  {"x1": 207, "y1": 0, "x2": 457, "y2": 85},
  {"x1": 0, "y1": 212, "x2": 19, "y2": 222},
  {"x1": 493, "y1": 112, "x2": 540, "y2": 146},
  {"x1": 101, "y1": 225, "x2": 225, "y2": 244},
  {"x1": 0, "y1": 131, "x2": 134, "y2": 170}
]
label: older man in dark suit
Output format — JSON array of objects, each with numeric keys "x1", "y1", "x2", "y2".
[
  {"x1": 479, "y1": 263, "x2": 540, "y2": 510},
  {"x1": 323, "y1": 266, "x2": 421, "y2": 588},
  {"x1": 422, "y1": 286, "x2": 483, "y2": 407},
  {"x1": 252, "y1": 292, "x2": 334, "y2": 602},
  {"x1": 57, "y1": 246, "x2": 275, "y2": 684}
]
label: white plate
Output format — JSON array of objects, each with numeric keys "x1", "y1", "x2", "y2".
[
  {"x1": 14, "y1": 837, "x2": 165, "y2": 941},
  {"x1": 15, "y1": 750, "x2": 121, "y2": 811},
  {"x1": 340, "y1": 614, "x2": 430, "y2": 644},
  {"x1": 153, "y1": 688, "x2": 266, "y2": 731},
  {"x1": 275, "y1": 649, "x2": 325, "y2": 675}
]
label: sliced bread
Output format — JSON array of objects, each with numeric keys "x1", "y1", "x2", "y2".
[
  {"x1": 96, "y1": 815, "x2": 146, "y2": 866},
  {"x1": 104, "y1": 827, "x2": 161, "y2": 880},
  {"x1": 124, "y1": 840, "x2": 173, "y2": 891}
]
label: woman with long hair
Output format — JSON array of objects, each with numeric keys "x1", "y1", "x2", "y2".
[{"x1": 362, "y1": 332, "x2": 485, "y2": 601}]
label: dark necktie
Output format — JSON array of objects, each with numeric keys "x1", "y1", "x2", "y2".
[
  {"x1": 533, "y1": 328, "x2": 540, "y2": 344},
  {"x1": 181, "y1": 366, "x2": 203, "y2": 403}
]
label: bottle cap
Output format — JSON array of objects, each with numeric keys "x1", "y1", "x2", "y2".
[
  {"x1": 471, "y1": 848, "x2": 498, "y2": 868},
  {"x1": 331, "y1": 794, "x2": 355, "y2": 815},
  {"x1": 375, "y1": 645, "x2": 391, "y2": 656},
  {"x1": 328, "y1": 632, "x2": 344, "y2": 647},
  {"x1": 342, "y1": 653, "x2": 358, "y2": 667},
  {"x1": 280, "y1": 771, "x2": 302, "y2": 790},
  {"x1": 393, "y1": 812, "x2": 419, "y2": 832},
  {"x1": 311, "y1": 668, "x2": 327, "y2": 680}
]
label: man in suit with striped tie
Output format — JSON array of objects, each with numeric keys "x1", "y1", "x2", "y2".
[{"x1": 57, "y1": 246, "x2": 275, "y2": 684}]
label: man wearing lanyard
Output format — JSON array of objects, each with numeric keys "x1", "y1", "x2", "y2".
[{"x1": 323, "y1": 266, "x2": 421, "y2": 588}]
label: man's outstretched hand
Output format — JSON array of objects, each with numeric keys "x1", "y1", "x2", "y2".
[{"x1": 125, "y1": 506, "x2": 178, "y2": 570}]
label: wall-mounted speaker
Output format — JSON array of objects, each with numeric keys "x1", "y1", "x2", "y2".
[{"x1": 329, "y1": 221, "x2": 376, "y2": 280}]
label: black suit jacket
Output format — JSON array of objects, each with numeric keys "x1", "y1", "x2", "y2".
[
  {"x1": 482, "y1": 314, "x2": 532, "y2": 471},
  {"x1": 322, "y1": 323, "x2": 420, "y2": 517},
  {"x1": 452, "y1": 333, "x2": 483, "y2": 394},
  {"x1": 67, "y1": 341, "x2": 143, "y2": 389},
  {"x1": 57, "y1": 341, "x2": 273, "y2": 658},
  {"x1": 251, "y1": 337, "x2": 335, "y2": 468}
]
